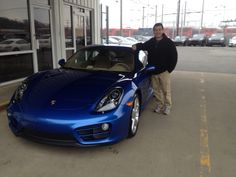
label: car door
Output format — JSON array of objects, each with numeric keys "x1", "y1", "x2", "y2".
[{"x1": 133, "y1": 51, "x2": 153, "y2": 108}]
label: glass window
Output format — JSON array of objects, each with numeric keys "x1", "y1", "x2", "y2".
[
  {"x1": 31, "y1": 0, "x2": 49, "y2": 5},
  {"x1": 0, "y1": 0, "x2": 31, "y2": 53},
  {"x1": 34, "y1": 7, "x2": 53, "y2": 71},
  {"x1": 74, "y1": 11, "x2": 85, "y2": 50},
  {"x1": 0, "y1": 54, "x2": 34, "y2": 83},
  {"x1": 66, "y1": 50, "x2": 74, "y2": 59},
  {"x1": 64, "y1": 5, "x2": 74, "y2": 48},
  {"x1": 86, "y1": 10, "x2": 92, "y2": 45}
]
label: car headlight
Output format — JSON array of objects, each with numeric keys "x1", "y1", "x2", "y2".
[
  {"x1": 14, "y1": 81, "x2": 27, "y2": 101},
  {"x1": 96, "y1": 87, "x2": 123, "y2": 112},
  {"x1": 220, "y1": 38, "x2": 224, "y2": 40}
]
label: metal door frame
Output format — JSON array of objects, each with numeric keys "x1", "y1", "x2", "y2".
[
  {"x1": 63, "y1": 3, "x2": 88, "y2": 55},
  {"x1": 29, "y1": 2, "x2": 55, "y2": 73}
]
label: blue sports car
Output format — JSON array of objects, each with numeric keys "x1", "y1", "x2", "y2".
[{"x1": 7, "y1": 45, "x2": 154, "y2": 146}]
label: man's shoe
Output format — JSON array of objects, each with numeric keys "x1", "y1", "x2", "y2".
[
  {"x1": 154, "y1": 105, "x2": 162, "y2": 114},
  {"x1": 163, "y1": 106, "x2": 171, "y2": 115}
]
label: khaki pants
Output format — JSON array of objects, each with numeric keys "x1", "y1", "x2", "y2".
[{"x1": 151, "y1": 71, "x2": 171, "y2": 108}]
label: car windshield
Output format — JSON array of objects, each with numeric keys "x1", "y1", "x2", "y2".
[{"x1": 64, "y1": 47, "x2": 134, "y2": 72}]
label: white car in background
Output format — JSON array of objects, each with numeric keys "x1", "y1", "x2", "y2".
[
  {"x1": 109, "y1": 36, "x2": 134, "y2": 46},
  {"x1": 228, "y1": 36, "x2": 236, "y2": 47},
  {"x1": 125, "y1": 37, "x2": 139, "y2": 44},
  {"x1": 102, "y1": 37, "x2": 120, "y2": 45},
  {"x1": 0, "y1": 38, "x2": 30, "y2": 52}
]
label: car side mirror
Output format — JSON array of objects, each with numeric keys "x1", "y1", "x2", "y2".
[{"x1": 58, "y1": 59, "x2": 66, "y2": 66}]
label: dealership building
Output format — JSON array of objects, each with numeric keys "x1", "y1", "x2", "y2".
[{"x1": 0, "y1": 0, "x2": 101, "y2": 86}]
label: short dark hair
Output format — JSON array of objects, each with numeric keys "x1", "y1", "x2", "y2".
[{"x1": 153, "y1": 23, "x2": 164, "y2": 31}]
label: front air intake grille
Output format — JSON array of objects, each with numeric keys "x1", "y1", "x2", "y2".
[
  {"x1": 23, "y1": 128, "x2": 75, "y2": 141},
  {"x1": 76, "y1": 124, "x2": 110, "y2": 141}
]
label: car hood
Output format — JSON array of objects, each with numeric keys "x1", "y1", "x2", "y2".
[{"x1": 23, "y1": 69, "x2": 131, "y2": 110}]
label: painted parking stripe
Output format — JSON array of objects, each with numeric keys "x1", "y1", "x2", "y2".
[{"x1": 199, "y1": 73, "x2": 211, "y2": 177}]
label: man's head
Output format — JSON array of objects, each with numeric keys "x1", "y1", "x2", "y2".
[{"x1": 153, "y1": 23, "x2": 164, "y2": 39}]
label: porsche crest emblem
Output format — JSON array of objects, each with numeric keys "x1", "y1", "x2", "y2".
[{"x1": 50, "y1": 100, "x2": 56, "y2": 106}]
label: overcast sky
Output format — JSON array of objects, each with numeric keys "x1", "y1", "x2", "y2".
[{"x1": 100, "y1": 0, "x2": 236, "y2": 29}]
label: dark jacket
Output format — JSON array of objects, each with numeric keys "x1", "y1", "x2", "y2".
[{"x1": 136, "y1": 34, "x2": 178, "y2": 74}]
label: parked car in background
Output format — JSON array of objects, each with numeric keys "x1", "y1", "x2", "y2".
[
  {"x1": 188, "y1": 34, "x2": 208, "y2": 46},
  {"x1": 102, "y1": 37, "x2": 120, "y2": 45},
  {"x1": 7, "y1": 45, "x2": 154, "y2": 146},
  {"x1": 207, "y1": 33, "x2": 226, "y2": 46},
  {"x1": 125, "y1": 37, "x2": 139, "y2": 44},
  {"x1": 0, "y1": 38, "x2": 30, "y2": 52},
  {"x1": 133, "y1": 35, "x2": 151, "y2": 42},
  {"x1": 109, "y1": 36, "x2": 134, "y2": 45},
  {"x1": 228, "y1": 36, "x2": 236, "y2": 47},
  {"x1": 173, "y1": 36, "x2": 189, "y2": 46}
]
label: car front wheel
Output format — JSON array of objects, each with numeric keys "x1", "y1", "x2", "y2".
[{"x1": 128, "y1": 94, "x2": 140, "y2": 138}]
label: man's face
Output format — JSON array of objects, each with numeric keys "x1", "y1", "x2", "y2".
[{"x1": 153, "y1": 26, "x2": 164, "y2": 38}]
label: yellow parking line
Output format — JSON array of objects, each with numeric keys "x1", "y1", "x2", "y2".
[{"x1": 199, "y1": 73, "x2": 211, "y2": 177}]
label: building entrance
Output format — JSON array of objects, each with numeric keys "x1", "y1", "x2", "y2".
[{"x1": 64, "y1": 4, "x2": 92, "y2": 58}]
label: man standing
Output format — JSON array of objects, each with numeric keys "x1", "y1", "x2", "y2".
[{"x1": 132, "y1": 23, "x2": 177, "y2": 115}]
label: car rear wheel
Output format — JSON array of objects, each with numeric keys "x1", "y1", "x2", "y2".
[{"x1": 128, "y1": 94, "x2": 140, "y2": 138}]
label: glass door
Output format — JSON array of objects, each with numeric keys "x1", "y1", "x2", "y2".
[
  {"x1": 33, "y1": 6, "x2": 53, "y2": 71},
  {"x1": 74, "y1": 10, "x2": 86, "y2": 51},
  {"x1": 64, "y1": 5, "x2": 92, "y2": 59}
]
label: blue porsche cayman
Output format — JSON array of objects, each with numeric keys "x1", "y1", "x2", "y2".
[{"x1": 7, "y1": 45, "x2": 154, "y2": 146}]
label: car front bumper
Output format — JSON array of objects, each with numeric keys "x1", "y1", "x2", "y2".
[{"x1": 7, "y1": 103, "x2": 132, "y2": 146}]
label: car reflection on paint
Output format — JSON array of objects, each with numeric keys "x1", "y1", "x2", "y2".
[{"x1": 7, "y1": 45, "x2": 155, "y2": 146}]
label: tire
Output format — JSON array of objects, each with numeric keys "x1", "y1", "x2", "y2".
[{"x1": 128, "y1": 94, "x2": 140, "y2": 138}]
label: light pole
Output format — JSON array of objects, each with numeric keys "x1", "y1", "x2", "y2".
[
  {"x1": 200, "y1": 0, "x2": 205, "y2": 32},
  {"x1": 183, "y1": 1, "x2": 187, "y2": 27},
  {"x1": 115, "y1": 0, "x2": 123, "y2": 36},
  {"x1": 176, "y1": 0, "x2": 181, "y2": 36},
  {"x1": 161, "y1": 4, "x2": 164, "y2": 24},
  {"x1": 142, "y1": 6, "x2": 145, "y2": 28},
  {"x1": 120, "y1": 0, "x2": 123, "y2": 36},
  {"x1": 155, "y1": 5, "x2": 157, "y2": 23}
]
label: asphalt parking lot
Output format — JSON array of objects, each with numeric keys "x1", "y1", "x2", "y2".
[{"x1": 0, "y1": 47, "x2": 236, "y2": 177}]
